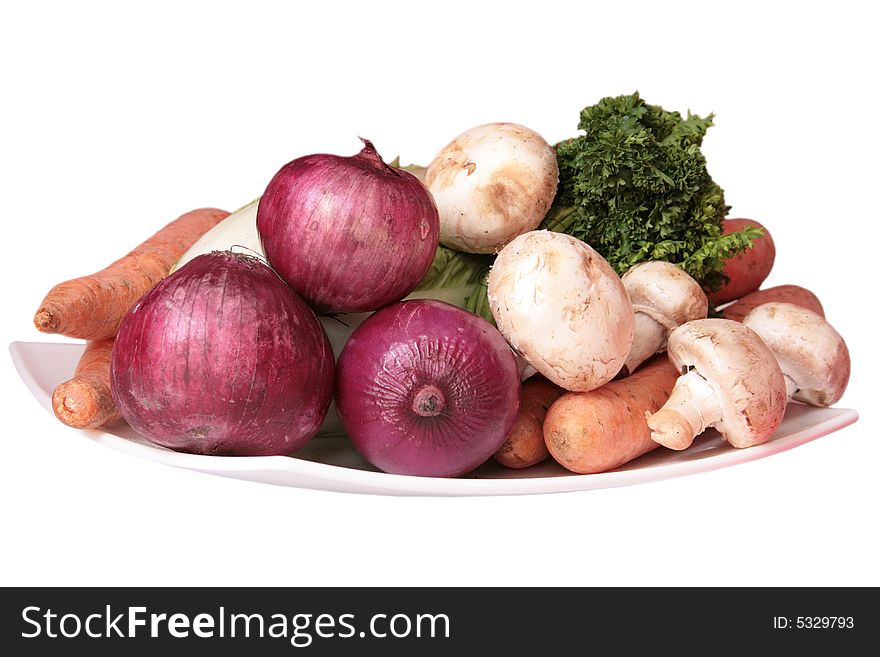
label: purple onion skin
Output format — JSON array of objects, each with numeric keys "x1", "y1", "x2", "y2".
[
  {"x1": 256, "y1": 139, "x2": 440, "y2": 313},
  {"x1": 110, "y1": 252, "x2": 334, "y2": 456},
  {"x1": 336, "y1": 300, "x2": 521, "y2": 477}
]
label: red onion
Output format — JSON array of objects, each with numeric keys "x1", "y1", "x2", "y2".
[
  {"x1": 335, "y1": 300, "x2": 520, "y2": 477},
  {"x1": 110, "y1": 252, "x2": 334, "y2": 456},
  {"x1": 256, "y1": 139, "x2": 440, "y2": 313}
]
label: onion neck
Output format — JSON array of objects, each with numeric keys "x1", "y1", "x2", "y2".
[
  {"x1": 356, "y1": 137, "x2": 398, "y2": 175},
  {"x1": 647, "y1": 369, "x2": 722, "y2": 450},
  {"x1": 623, "y1": 312, "x2": 667, "y2": 376},
  {"x1": 412, "y1": 384, "x2": 446, "y2": 417}
]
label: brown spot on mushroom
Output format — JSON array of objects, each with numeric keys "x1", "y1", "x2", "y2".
[
  {"x1": 424, "y1": 139, "x2": 467, "y2": 191},
  {"x1": 579, "y1": 249, "x2": 602, "y2": 281},
  {"x1": 475, "y1": 164, "x2": 540, "y2": 220},
  {"x1": 465, "y1": 161, "x2": 477, "y2": 176},
  {"x1": 562, "y1": 298, "x2": 591, "y2": 321}
]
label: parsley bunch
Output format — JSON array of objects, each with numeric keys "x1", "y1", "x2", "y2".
[{"x1": 543, "y1": 92, "x2": 759, "y2": 290}]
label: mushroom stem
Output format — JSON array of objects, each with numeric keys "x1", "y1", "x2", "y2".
[
  {"x1": 782, "y1": 373, "x2": 798, "y2": 404},
  {"x1": 647, "y1": 369, "x2": 723, "y2": 450},
  {"x1": 623, "y1": 312, "x2": 667, "y2": 376},
  {"x1": 513, "y1": 352, "x2": 538, "y2": 381}
]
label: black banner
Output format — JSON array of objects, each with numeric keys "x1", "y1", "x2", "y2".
[{"x1": 0, "y1": 587, "x2": 873, "y2": 654}]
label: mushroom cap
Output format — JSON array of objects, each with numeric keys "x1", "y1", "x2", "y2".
[
  {"x1": 742, "y1": 302, "x2": 850, "y2": 406},
  {"x1": 622, "y1": 261, "x2": 708, "y2": 331},
  {"x1": 424, "y1": 123, "x2": 558, "y2": 254},
  {"x1": 666, "y1": 318, "x2": 787, "y2": 448},
  {"x1": 488, "y1": 231, "x2": 634, "y2": 392}
]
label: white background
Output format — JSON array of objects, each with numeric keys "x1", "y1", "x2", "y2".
[{"x1": 1, "y1": 1, "x2": 877, "y2": 586}]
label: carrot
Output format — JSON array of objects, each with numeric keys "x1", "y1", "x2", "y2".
[
  {"x1": 494, "y1": 377, "x2": 565, "y2": 469},
  {"x1": 51, "y1": 339, "x2": 120, "y2": 429},
  {"x1": 720, "y1": 284, "x2": 824, "y2": 322},
  {"x1": 707, "y1": 218, "x2": 776, "y2": 306},
  {"x1": 34, "y1": 207, "x2": 229, "y2": 340},
  {"x1": 543, "y1": 356, "x2": 679, "y2": 474}
]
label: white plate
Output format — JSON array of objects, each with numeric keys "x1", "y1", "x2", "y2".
[{"x1": 11, "y1": 341, "x2": 859, "y2": 496}]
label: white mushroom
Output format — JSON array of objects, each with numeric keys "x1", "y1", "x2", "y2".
[
  {"x1": 621, "y1": 261, "x2": 708, "y2": 376},
  {"x1": 646, "y1": 319, "x2": 788, "y2": 450},
  {"x1": 742, "y1": 302, "x2": 850, "y2": 406},
  {"x1": 424, "y1": 123, "x2": 558, "y2": 254},
  {"x1": 487, "y1": 231, "x2": 634, "y2": 392}
]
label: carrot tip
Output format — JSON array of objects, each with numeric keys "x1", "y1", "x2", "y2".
[
  {"x1": 52, "y1": 380, "x2": 105, "y2": 429},
  {"x1": 34, "y1": 308, "x2": 59, "y2": 333}
]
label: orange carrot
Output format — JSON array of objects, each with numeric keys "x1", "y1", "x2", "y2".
[
  {"x1": 707, "y1": 218, "x2": 776, "y2": 306},
  {"x1": 34, "y1": 207, "x2": 229, "y2": 340},
  {"x1": 720, "y1": 284, "x2": 824, "y2": 322},
  {"x1": 494, "y1": 377, "x2": 565, "y2": 469},
  {"x1": 52, "y1": 339, "x2": 120, "y2": 429},
  {"x1": 543, "y1": 356, "x2": 679, "y2": 474}
]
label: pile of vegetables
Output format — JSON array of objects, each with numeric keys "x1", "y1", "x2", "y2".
[{"x1": 34, "y1": 93, "x2": 851, "y2": 479}]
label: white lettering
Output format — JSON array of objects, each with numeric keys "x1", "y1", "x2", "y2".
[
  {"x1": 150, "y1": 613, "x2": 167, "y2": 637},
  {"x1": 337, "y1": 614, "x2": 356, "y2": 638},
  {"x1": 21, "y1": 606, "x2": 41, "y2": 638},
  {"x1": 44, "y1": 609, "x2": 58, "y2": 638},
  {"x1": 370, "y1": 614, "x2": 387, "y2": 638},
  {"x1": 193, "y1": 613, "x2": 214, "y2": 638},
  {"x1": 230, "y1": 613, "x2": 263, "y2": 638},
  {"x1": 106, "y1": 606, "x2": 124, "y2": 637},
  {"x1": 389, "y1": 614, "x2": 410, "y2": 638},
  {"x1": 314, "y1": 614, "x2": 335, "y2": 638},
  {"x1": 167, "y1": 613, "x2": 190, "y2": 638},
  {"x1": 268, "y1": 614, "x2": 288, "y2": 638},
  {"x1": 85, "y1": 613, "x2": 102, "y2": 638},
  {"x1": 417, "y1": 613, "x2": 450, "y2": 638},
  {"x1": 60, "y1": 614, "x2": 81, "y2": 638},
  {"x1": 291, "y1": 614, "x2": 312, "y2": 648},
  {"x1": 128, "y1": 606, "x2": 147, "y2": 637}
]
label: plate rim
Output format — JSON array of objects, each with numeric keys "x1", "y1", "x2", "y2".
[{"x1": 10, "y1": 340, "x2": 860, "y2": 496}]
